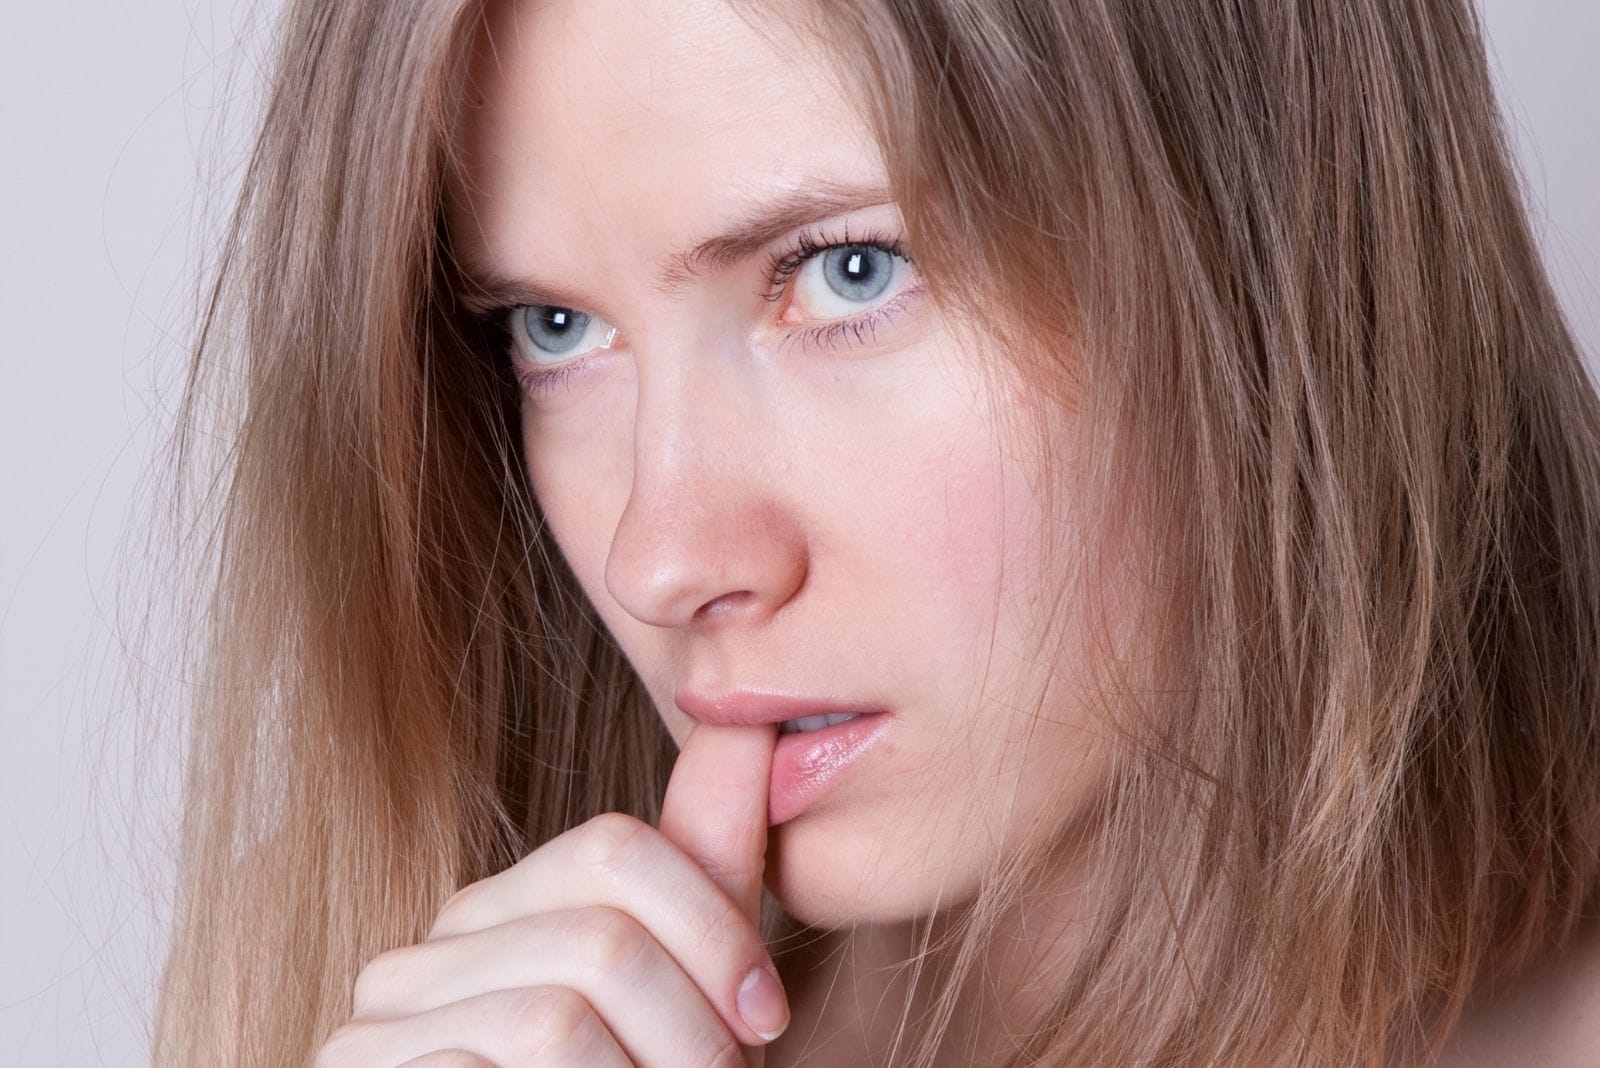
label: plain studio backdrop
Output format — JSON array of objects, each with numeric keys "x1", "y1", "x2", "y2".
[{"x1": 1, "y1": 1, "x2": 1595, "y2": 1063}]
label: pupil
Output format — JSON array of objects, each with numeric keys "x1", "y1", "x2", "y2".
[
  {"x1": 525, "y1": 305, "x2": 589, "y2": 354},
  {"x1": 824, "y1": 244, "x2": 892, "y2": 302}
]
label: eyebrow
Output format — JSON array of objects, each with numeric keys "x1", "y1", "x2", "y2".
[{"x1": 454, "y1": 178, "x2": 896, "y2": 312}]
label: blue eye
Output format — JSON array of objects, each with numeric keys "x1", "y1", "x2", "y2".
[
  {"x1": 784, "y1": 236, "x2": 912, "y2": 326},
  {"x1": 524, "y1": 306, "x2": 586, "y2": 354},
  {"x1": 818, "y1": 245, "x2": 895, "y2": 303},
  {"x1": 510, "y1": 304, "x2": 620, "y2": 363}
]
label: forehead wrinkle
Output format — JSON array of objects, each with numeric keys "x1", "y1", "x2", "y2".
[
  {"x1": 453, "y1": 177, "x2": 897, "y2": 313},
  {"x1": 649, "y1": 180, "x2": 897, "y2": 297}
]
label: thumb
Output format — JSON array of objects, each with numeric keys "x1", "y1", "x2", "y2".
[{"x1": 656, "y1": 721, "x2": 776, "y2": 922}]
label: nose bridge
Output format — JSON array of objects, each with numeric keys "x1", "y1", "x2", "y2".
[{"x1": 602, "y1": 331, "x2": 808, "y2": 630}]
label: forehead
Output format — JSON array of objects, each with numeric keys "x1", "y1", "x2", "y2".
[{"x1": 450, "y1": 0, "x2": 887, "y2": 276}]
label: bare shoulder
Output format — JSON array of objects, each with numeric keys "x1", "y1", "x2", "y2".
[{"x1": 1430, "y1": 912, "x2": 1600, "y2": 1067}]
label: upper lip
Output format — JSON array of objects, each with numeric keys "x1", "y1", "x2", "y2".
[{"x1": 674, "y1": 689, "x2": 888, "y2": 727}]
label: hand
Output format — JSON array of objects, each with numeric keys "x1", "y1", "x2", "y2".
[{"x1": 313, "y1": 721, "x2": 788, "y2": 1067}]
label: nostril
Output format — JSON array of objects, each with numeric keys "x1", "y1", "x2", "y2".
[{"x1": 696, "y1": 591, "x2": 755, "y2": 619}]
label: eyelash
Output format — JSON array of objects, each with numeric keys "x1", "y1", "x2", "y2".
[
  {"x1": 760, "y1": 223, "x2": 909, "y2": 306},
  {"x1": 481, "y1": 225, "x2": 918, "y2": 396}
]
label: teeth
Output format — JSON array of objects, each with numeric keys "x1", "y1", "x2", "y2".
[{"x1": 779, "y1": 712, "x2": 860, "y2": 735}]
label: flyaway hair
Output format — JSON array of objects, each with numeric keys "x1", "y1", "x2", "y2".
[{"x1": 152, "y1": 1, "x2": 1600, "y2": 1064}]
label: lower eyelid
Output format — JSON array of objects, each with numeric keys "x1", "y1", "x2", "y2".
[
  {"x1": 514, "y1": 356, "x2": 596, "y2": 398},
  {"x1": 786, "y1": 282, "x2": 923, "y2": 357},
  {"x1": 514, "y1": 277, "x2": 923, "y2": 395}
]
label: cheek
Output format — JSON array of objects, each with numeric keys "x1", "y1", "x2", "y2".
[
  {"x1": 924, "y1": 446, "x2": 1013, "y2": 617},
  {"x1": 886, "y1": 392, "x2": 1037, "y2": 633},
  {"x1": 519, "y1": 414, "x2": 621, "y2": 587}
]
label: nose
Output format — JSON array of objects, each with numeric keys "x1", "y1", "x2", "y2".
[{"x1": 602, "y1": 342, "x2": 809, "y2": 631}]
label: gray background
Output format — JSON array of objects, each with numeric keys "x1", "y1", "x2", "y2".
[{"x1": 2, "y1": 1, "x2": 1595, "y2": 1063}]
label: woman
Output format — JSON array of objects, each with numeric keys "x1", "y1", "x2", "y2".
[{"x1": 152, "y1": 0, "x2": 1600, "y2": 1064}]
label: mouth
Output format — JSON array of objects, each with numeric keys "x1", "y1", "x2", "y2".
[
  {"x1": 674, "y1": 689, "x2": 888, "y2": 728},
  {"x1": 777, "y1": 711, "x2": 866, "y2": 736},
  {"x1": 768, "y1": 710, "x2": 891, "y2": 825},
  {"x1": 672, "y1": 690, "x2": 893, "y2": 825}
]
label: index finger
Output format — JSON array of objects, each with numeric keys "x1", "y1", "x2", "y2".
[{"x1": 655, "y1": 721, "x2": 777, "y2": 923}]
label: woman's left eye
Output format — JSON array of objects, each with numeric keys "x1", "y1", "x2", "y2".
[
  {"x1": 766, "y1": 232, "x2": 918, "y2": 351},
  {"x1": 788, "y1": 243, "x2": 909, "y2": 318}
]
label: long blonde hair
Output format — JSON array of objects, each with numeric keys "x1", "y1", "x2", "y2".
[{"x1": 153, "y1": 0, "x2": 1600, "y2": 1064}]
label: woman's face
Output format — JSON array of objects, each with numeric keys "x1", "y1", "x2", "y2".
[{"x1": 450, "y1": 0, "x2": 1110, "y2": 928}]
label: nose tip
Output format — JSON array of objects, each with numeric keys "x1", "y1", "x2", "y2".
[
  {"x1": 599, "y1": 338, "x2": 810, "y2": 633},
  {"x1": 603, "y1": 492, "x2": 808, "y2": 632}
]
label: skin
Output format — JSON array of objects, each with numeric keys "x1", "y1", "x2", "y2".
[
  {"x1": 1425, "y1": 911, "x2": 1600, "y2": 1067},
  {"x1": 451, "y1": 0, "x2": 1108, "y2": 935},
  {"x1": 323, "y1": 0, "x2": 1600, "y2": 1063},
  {"x1": 432, "y1": 0, "x2": 1111, "y2": 1061},
  {"x1": 317, "y1": 725, "x2": 788, "y2": 1066}
]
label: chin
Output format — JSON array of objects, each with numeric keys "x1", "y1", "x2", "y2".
[{"x1": 765, "y1": 823, "x2": 982, "y2": 928}]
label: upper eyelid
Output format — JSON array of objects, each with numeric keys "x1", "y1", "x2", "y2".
[
  {"x1": 488, "y1": 231, "x2": 908, "y2": 323},
  {"x1": 499, "y1": 234, "x2": 912, "y2": 362},
  {"x1": 766, "y1": 230, "x2": 910, "y2": 287},
  {"x1": 460, "y1": 212, "x2": 908, "y2": 317}
]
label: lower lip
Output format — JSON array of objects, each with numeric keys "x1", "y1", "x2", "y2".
[{"x1": 768, "y1": 712, "x2": 890, "y2": 826}]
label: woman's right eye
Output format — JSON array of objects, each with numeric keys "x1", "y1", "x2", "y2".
[{"x1": 509, "y1": 304, "x2": 620, "y2": 364}]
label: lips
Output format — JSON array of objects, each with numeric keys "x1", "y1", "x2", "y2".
[
  {"x1": 768, "y1": 710, "x2": 889, "y2": 824},
  {"x1": 674, "y1": 689, "x2": 888, "y2": 728},
  {"x1": 674, "y1": 689, "x2": 892, "y2": 824}
]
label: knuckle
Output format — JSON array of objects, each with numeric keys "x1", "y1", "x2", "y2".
[
  {"x1": 575, "y1": 905, "x2": 656, "y2": 978},
  {"x1": 681, "y1": 1021, "x2": 748, "y2": 1068},
  {"x1": 705, "y1": 1039, "x2": 750, "y2": 1068},
  {"x1": 421, "y1": 1054, "x2": 493, "y2": 1068},
  {"x1": 349, "y1": 946, "x2": 408, "y2": 1018},
  {"x1": 428, "y1": 885, "x2": 478, "y2": 938},
  {"x1": 499, "y1": 986, "x2": 601, "y2": 1059},
  {"x1": 580, "y1": 812, "x2": 652, "y2": 878},
  {"x1": 689, "y1": 904, "x2": 741, "y2": 960},
  {"x1": 312, "y1": 1021, "x2": 372, "y2": 1066}
]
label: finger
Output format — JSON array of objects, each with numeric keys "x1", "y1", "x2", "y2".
[
  {"x1": 352, "y1": 907, "x2": 747, "y2": 1067},
  {"x1": 397, "y1": 1051, "x2": 497, "y2": 1068},
  {"x1": 321, "y1": 987, "x2": 633, "y2": 1068},
  {"x1": 423, "y1": 814, "x2": 782, "y2": 1046},
  {"x1": 657, "y1": 721, "x2": 785, "y2": 1060},
  {"x1": 656, "y1": 721, "x2": 777, "y2": 924}
]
